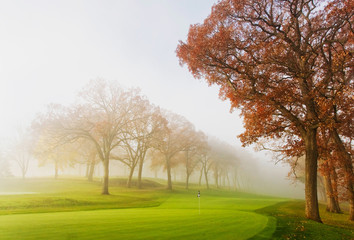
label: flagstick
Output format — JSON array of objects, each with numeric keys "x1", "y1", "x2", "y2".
[
  {"x1": 197, "y1": 190, "x2": 200, "y2": 215},
  {"x1": 198, "y1": 196, "x2": 200, "y2": 215}
]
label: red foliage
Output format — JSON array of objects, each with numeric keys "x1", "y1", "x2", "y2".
[{"x1": 177, "y1": 0, "x2": 353, "y2": 221}]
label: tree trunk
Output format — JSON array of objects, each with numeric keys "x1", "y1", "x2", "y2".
[
  {"x1": 127, "y1": 166, "x2": 135, "y2": 188},
  {"x1": 324, "y1": 174, "x2": 342, "y2": 213},
  {"x1": 102, "y1": 157, "x2": 110, "y2": 195},
  {"x1": 232, "y1": 169, "x2": 238, "y2": 191},
  {"x1": 233, "y1": 175, "x2": 237, "y2": 191},
  {"x1": 198, "y1": 167, "x2": 203, "y2": 186},
  {"x1": 330, "y1": 166, "x2": 341, "y2": 212},
  {"x1": 88, "y1": 160, "x2": 95, "y2": 182},
  {"x1": 304, "y1": 129, "x2": 322, "y2": 222},
  {"x1": 214, "y1": 169, "x2": 219, "y2": 188},
  {"x1": 204, "y1": 166, "x2": 209, "y2": 189},
  {"x1": 185, "y1": 151, "x2": 189, "y2": 189},
  {"x1": 226, "y1": 173, "x2": 230, "y2": 190},
  {"x1": 85, "y1": 162, "x2": 90, "y2": 178},
  {"x1": 347, "y1": 180, "x2": 354, "y2": 221},
  {"x1": 317, "y1": 176, "x2": 327, "y2": 202},
  {"x1": 166, "y1": 156, "x2": 172, "y2": 190},
  {"x1": 137, "y1": 158, "x2": 144, "y2": 189},
  {"x1": 332, "y1": 130, "x2": 354, "y2": 221}
]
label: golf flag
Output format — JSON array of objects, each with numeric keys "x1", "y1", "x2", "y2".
[{"x1": 197, "y1": 190, "x2": 201, "y2": 214}]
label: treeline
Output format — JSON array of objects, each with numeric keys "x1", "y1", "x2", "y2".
[{"x1": 22, "y1": 79, "x2": 242, "y2": 194}]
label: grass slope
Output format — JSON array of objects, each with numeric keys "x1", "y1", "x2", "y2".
[
  {"x1": 0, "y1": 178, "x2": 352, "y2": 239},
  {"x1": 251, "y1": 201, "x2": 354, "y2": 240}
]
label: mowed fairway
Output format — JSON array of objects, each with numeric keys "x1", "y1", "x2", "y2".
[
  {"x1": 0, "y1": 178, "x2": 352, "y2": 239},
  {"x1": 0, "y1": 207, "x2": 270, "y2": 240},
  {"x1": 0, "y1": 178, "x2": 281, "y2": 240}
]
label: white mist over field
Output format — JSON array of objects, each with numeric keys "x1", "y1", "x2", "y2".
[{"x1": 0, "y1": 0, "x2": 304, "y2": 199}]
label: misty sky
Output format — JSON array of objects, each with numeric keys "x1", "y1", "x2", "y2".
[
  {"x1": 0, "y1": 0, "x2": 303, "y2": 197},
  {"x1": 0, "y1": 0, "x2": 244, "y2": 141}
]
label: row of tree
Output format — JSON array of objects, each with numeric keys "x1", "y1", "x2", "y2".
[
  {"x1": 26, "y1": 80, "x2": 240, "y2": 194},
  {"x1": 176, "y1": 0, "x2": 353, "y2": 222}
]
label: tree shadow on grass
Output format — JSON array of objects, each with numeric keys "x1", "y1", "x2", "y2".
[{"x1": 248, "y1": 201, "x2": 353, "y2": 240}]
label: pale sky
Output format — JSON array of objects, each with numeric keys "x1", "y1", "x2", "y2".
[
  {"x1": 0, "y1": 0, "x2": 244, "y2": 141},
  {"x1": 0, "y1": 0, "x2": 303, "y2": 197}
]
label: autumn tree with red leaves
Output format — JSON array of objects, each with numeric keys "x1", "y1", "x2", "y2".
[{"x1": 177, "y1": 0, "x2": 353, "y2": 222}]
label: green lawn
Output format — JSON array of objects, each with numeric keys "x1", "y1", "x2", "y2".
[{"x1": 0, "y1": 178, "x2": 352, "y2": 239}]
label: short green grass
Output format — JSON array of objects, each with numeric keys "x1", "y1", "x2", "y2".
[
  {"x1": 252, "y1": 201, "x2": 354, "y2": 240},
  {"x1": 0, "y1": 178, "x2": 352, "y2": 239}
]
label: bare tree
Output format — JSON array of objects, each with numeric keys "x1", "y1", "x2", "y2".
[
  {"x1": 120, "y1": 97, "x2": 166, "y2": 188},
  {"x1": 110, "y1": 95, "x2": 167, "y2": 188},
  {"x1": 32, "y1": 107, "x2": 79, "y2": 179},
  {"x1": 152, "y1": 111, "x2": 191, "y2": 190},
  {"x1": 73, "y1": 139, "x2": 99, "y2": 181},
  {"x1": 33, "y1": 80, "x2": 139, "y2": 194},
  {"x1": 10, "y1": 127, "x2": 33, "y2": 179},
  {"x1": 0, "y1": 152, "x2": 13, "y2": 178},
  {"x1": 198, "y1": 141, "x2": 213, "y2": 190},
  {"x1": 181, "y1": 127, "x2": 207, "y2": 189}
]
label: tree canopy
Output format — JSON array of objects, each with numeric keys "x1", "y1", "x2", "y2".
[{"x1": 177, "y1": 0, "x2": 353, "y2": 222}]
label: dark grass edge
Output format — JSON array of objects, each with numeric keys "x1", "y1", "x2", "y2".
[{"x1": 249, "y1": 201, "x2": 354, "y2": 240}]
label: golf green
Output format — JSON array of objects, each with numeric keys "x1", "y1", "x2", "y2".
[
  {"x1": 0, "y1": 190, "x2": 278, "y2": 240},
  {"x1": 1, "y1": 179, "x2": 351, "y2": 239}
]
